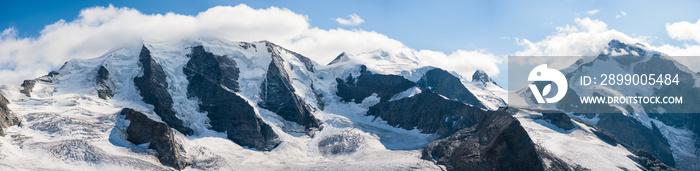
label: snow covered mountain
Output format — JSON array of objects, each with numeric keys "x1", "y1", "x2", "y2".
[
  {"x1": 0, "y1": 38, "x2": 687, "y2": 170},
  {"x1": 514, "y1": 39, "x2": 700, "y2": 170}
]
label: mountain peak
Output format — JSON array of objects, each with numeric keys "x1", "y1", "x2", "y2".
[
  {"x1": 600, "y1": 39, "x2": 662, "y2": 57},
  {"x1": 472, "y1": 70, "x2": 501, "y2": 88},
  {"x1": 328, "y1": 52, "x2": 348, "y2": 65}
]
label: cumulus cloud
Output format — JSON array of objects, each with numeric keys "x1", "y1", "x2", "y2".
[
  {"x1": 0, "y1": 4, "x2": 500, "y2": 84},
  {"x1": 514, "y1": 17, "x2": 649, "y2": 69},
  {"x1": 615, "y1": 11, "x2": 627, "y2": 18},
  {"x1": 514, "y1": 17, "x2": 700, "y2": 71},
  {"x1": 335, "y1": 14, "x2": 364, "y2": 26},
  {"x1": 587, "y1": 9, "x2": 599, "y2": 15},
  {"x1": 666, "y1": 18, "x2": 700, "y2": 44}
]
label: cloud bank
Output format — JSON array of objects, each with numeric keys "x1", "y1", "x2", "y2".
[
  {"x1": 335, "y1": 14, "x2": 365, "y2": 26},
  {"x1": 0, "y1": 4, "x2": 501, "y2": 84}
]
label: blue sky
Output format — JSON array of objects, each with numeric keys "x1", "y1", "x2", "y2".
[{"x1": 2, "y1": 0, "x2": 700, "y2": 87}]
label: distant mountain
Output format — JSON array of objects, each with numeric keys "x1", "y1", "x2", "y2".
[{"x1": 519, "y1": 39, "x2": 699, "y2": 170}]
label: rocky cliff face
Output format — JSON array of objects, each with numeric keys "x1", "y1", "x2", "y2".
[
  {"x1": 597, "y1": 113, "x2": 675, "y2": 167},
  {"x1": 259, "y1": 42, "x2": 321, "y2": 130},
  {"x1": 417, "y1": 68, "x2": 484, "y2": 108},
  {"x1": 336, "y1": 65, "x2": 416, "y2": 103},
  {"x1": 184, "y1": 45, "x2": 280, "y2": 151},
  {"x1": 367, "y1": 90, "x2": 484, "y2": 137},
  {"x1": 0, "y1": 93, "x2": 19, "y2": 136},
  {"x1": 120, "y1": 108, "x2": 187, "y2": 170},
  {"x1": 472, "y1": 70, "x2": 501, "y2": 88},
  {"x1": 96, "y1": 65, "x2": 114, "y2": 99},
  {"x1": 422, "y1": 109, "x2": 545, "y2": 171},
  {"x1": 20, "y1": 80, "x2": 36, "y2": 97},
  {"x1": 134, "y1": 45, "x2": 194, "y2": 135}
]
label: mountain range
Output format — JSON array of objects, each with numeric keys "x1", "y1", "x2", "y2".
[{"x1": 0, "y1": 38, "x2": 695, "y2": 170}]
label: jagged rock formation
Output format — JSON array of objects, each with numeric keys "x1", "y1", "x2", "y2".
[
  {"x1": 367, "y1": 90, "x2": 484, "y2": 137},
  {"x1": 417, "y1": 68, "x2": 484, "y2": 108},
  {"x1": 541, "y1": 111, "x2": 575, "y2": 130},
  {"x1": 134, "y1": 45, "x2": 194, "y2": 135},
  {"x1": 421, "y1": 109, "x2": 545, "y2": 171},
  {"x1": 120, "y1": 108, "x2": 186, "y2": 170},
  {"x1": 336, "y1": 65, "x2": 416, "y2": 103},
  {"x1": 472, "y1": 70, "x2": 501, "y2": 88},
  {"x1": 259, "y1": 42, "x2": 321, "y2": 130},
  {"x1": 184, "y1": 45, "x2": 280, "y2": 151},
  {"x1": 96, "y1": 66, "x2": 114, "y2": 99},
  {"x1": 0, "y1": 93, "x2": 20, "y2": 136},
  {"x1": 20, "y1": 80, "x2": 36, "y2": 97}
]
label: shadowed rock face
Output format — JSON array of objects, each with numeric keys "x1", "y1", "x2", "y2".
[
  {"x1": 597, "y1": 113, "x2": 675, "y2": 167},
  {"x1": 422, "y1": 109, "x2": 545, "y2": 171},
  {"x1": 472, "y1": 70, "x2": 501, "y2": 88},
  {"x1": 367, "y1": 90, "x2": 484, "y2": 137},
  {"x1": 336, "y1": 65, "x2": 416, "y2": 103},
  {"x1": 258, "y1": 42, "x2": 320, "y2": 130},
  {"x1": 184, "y1": 45, "x2": 280, "y2": 151},
  {"x1": 541, "y1": 111, "x2": 575, "y2": 130},
  {"x1": 96, "y1": 66, "x2": 114, "y2": 99},
  {"x1": 133, "y1": 45, "x2": 194, "y2": 135},
  {"x1": 417, "y1": 68, "x2": 485, "y2": 108},
  {"x1": 120, "y1": 108, "x2": 186, "y2": 170},
  {"x1": 628, "y1": 149, "x2": 678, "y2": 171},
  {"x1": 20, "y1": 80, "x2": 36, "y2": 97},
  {"x1": 0, "y1": 93, "x2": 20, "y2": 136}
]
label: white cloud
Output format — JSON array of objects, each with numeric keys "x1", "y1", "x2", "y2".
[
  {"x1": 666, "y1": 18, "x2": 700, "y2": 44},
  {"x1": 417, "y1": 49, "x2": 502, "y2": 79},
  {"x1": 335, "y1": 14, "x2": 364, "y2": 26},
  {"x1": 586, "y1": 9, "x2": 599, "y2": 15},
  {"x1": 615, "y1": 11, "x2": 627, "y2": 18},
  {"x1": 514, "y1": 17, "x2": 700, "y2": 72},
  {"x1": 0, "y1": 5, "x2": 499, "y2": 84},
  {"x1": 514, "y1": 17, "x2": 648, "y2": 69}
]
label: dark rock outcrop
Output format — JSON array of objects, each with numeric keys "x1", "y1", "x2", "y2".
[
  {"x1": 317, "y1": 133, "x2": 363, "y2": 156},
  {"x1": 120, "y1": 108, "x2": 186, "y2": 170},
  {"x1": 184, "y1": 45, "x2": 280, "y2": 151},
  {"x1": 336, "y1": 65, "x2": 416, "y2": 103},
  {"x1": 20, "y1": 80, "x2": 36, "y2": 97},
  {"x1": 367, "y1": 90, "x2": 484, "y2": 137},
  {"x1": 259, "y1": 42, "x2": 320, "y2": 130},
  {"x1": 133, "y1": 45, "x2": 194, "y2": 135},
  {"x1": 417, "y1": 68, "x2": 485, "y2": 108},
  {"x1": 0, "y1": 93, "x2": 20, "y2": 136},
  {"x1": 422, "y1": 109, "x2": 545, "y2": 171},
  {"x1": 596, "y1": 113, "x2": 675, "y2": 167},
  {"x1": 541, "y1": 111, "x2": 575, "y2": 130},
  {"x1": 628, "y1": 149, "x2": 678, "y2": 171},
  {"x1": 96, "y1": 66, "x2": 114, "y2": 99},
  {"x1": 472, "y1": 70, "x2": 501, "y2": 88}
]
